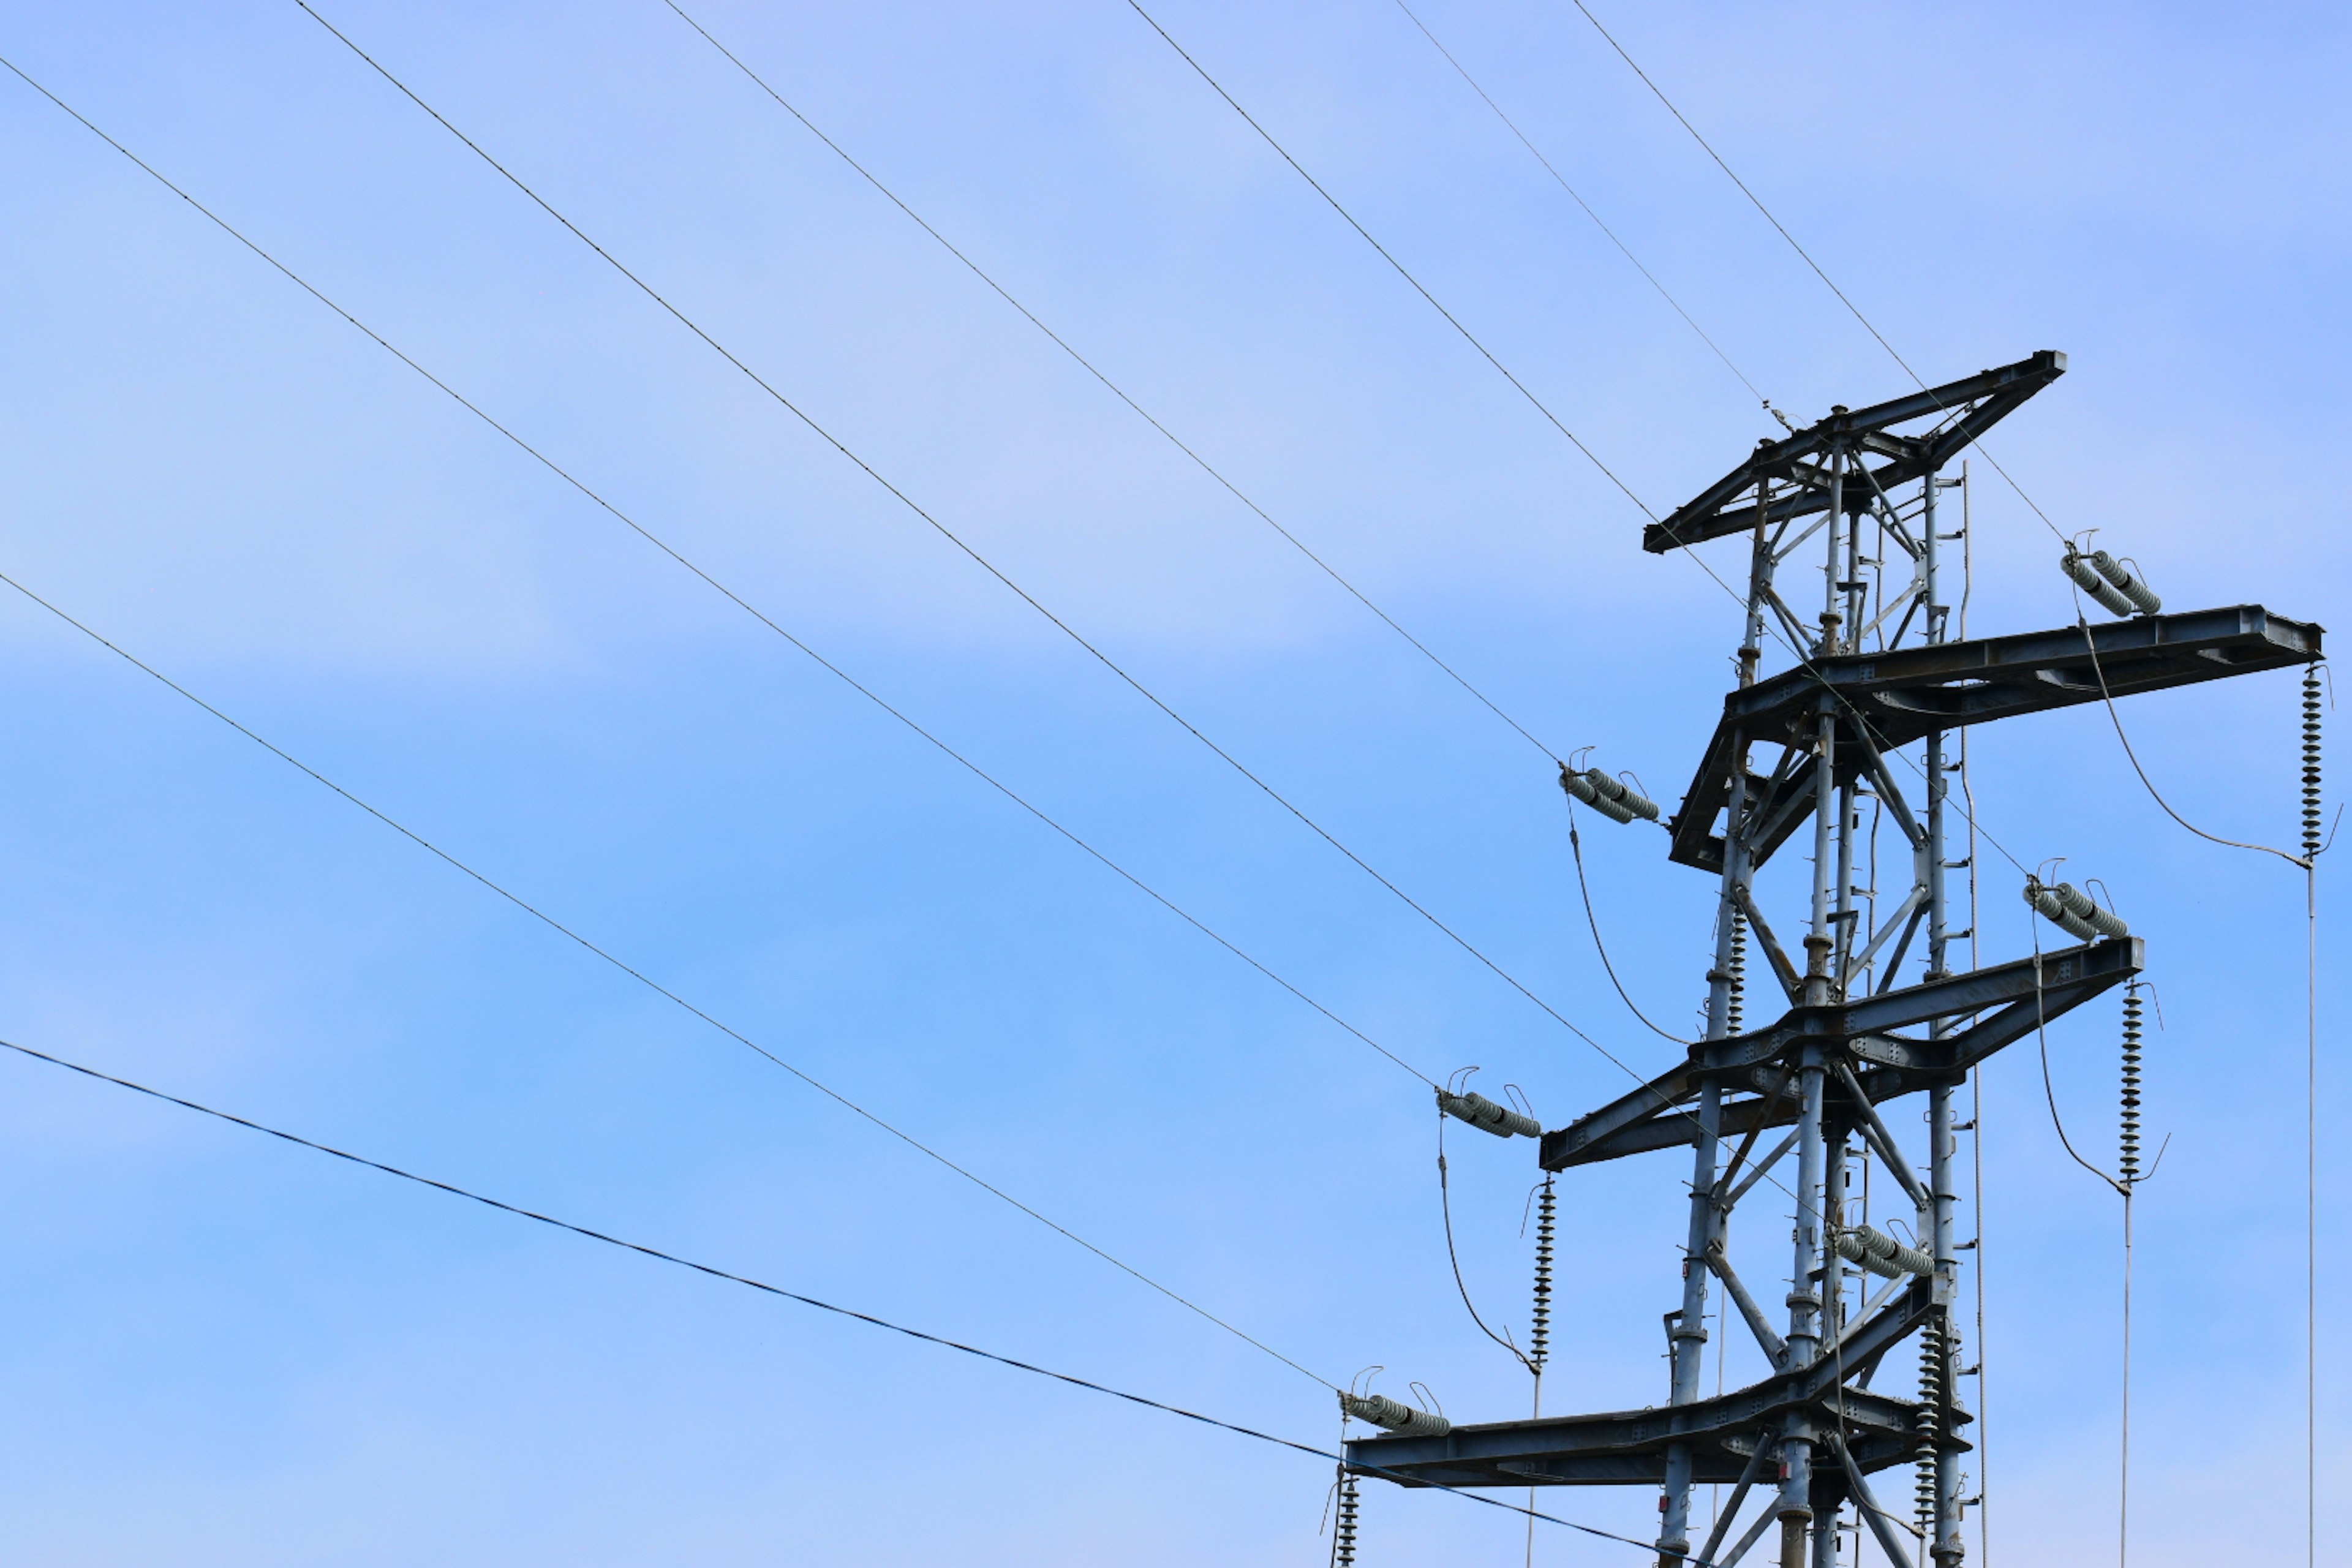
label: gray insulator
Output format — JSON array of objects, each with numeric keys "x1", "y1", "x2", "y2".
[
  {"x1": 2087, "y1": 549, "x2": 2162, "y2": 616},
  {"x1": 1340, "y1": 1390, "x2": 1452, "y2": 1438},
  {"x1": 1834, "y1": 1224, "x2": 1932, "y2": 1279},
  {"x1": 1586, "y1": 770, "x2": 1661, "y2": 822},
  {"x1": 2052, "y1": 880, "x2": 2129, "y2": 938},
  {"x1": 2024, "y1": 877, "x2": 2099, "y2": 941},
  {"x1": 1559, "y1": 764, "x2": 1637, "y2": 824},
  {"x1": 1438, "y1": 1087, "x2": 1541, "y2": 1140},
  {"x1": 2062, "y1": 550, "x2": 2136, "y2": 617}
]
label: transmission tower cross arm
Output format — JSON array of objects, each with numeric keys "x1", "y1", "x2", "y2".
[
  {"x1": 1344, "y1": 1276, "x2": 1957, "y2": 1488},
  {"x1": 1539, "y1": 938, "x2": 2141, "y2": 1169},
  {"x1": 1644, "y1": 350, "x2": 2067, "y2": 554},
  {"x1": 1667, "y1": 605, "x2": 2324, "y2": 872}
]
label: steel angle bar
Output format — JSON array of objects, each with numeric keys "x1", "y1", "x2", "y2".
[
  {"x1": 1871, "y1": 902, "x2": 1928, "y2": 995},
  {"x1": 1849, "y1": 735, "x2": 1927, "y2": 851},
  {"x1": 1695, "y1": 1434, "x2": 1777, "y2": 1568},
  {"x1": 1834, "y1": 1056, "x2": 1929, "y2": 1212},
  {"x1": 1713, "y1": 1065, "x2": 1793, "y2": 1198},
  {"x1": 1831, "y1": 1433, "x2": 1918, "y2": 1568},
  {"x1": 1732, "y1": 884, "x2": 1804, "y2": 1001},
  {"x1": 1706, "y1": 1244, "x2": 1790, "y2": 1367},
  {"x1": 1712, "y1": 1494, "x2": 1785, "y2": 1568},
  {"x1": 1773, "y1": 514, "x2": 1832, "y2": 565},
  {"x1": 1722, "y1": 1126, "x2": 1801, "y2": 1210},
  {"x1": 1847, "y1": 883, "x2": 1927, "y2": 979}
]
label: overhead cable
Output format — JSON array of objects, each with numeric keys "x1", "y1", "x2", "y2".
[
  {"x1": 296, "y1": 1, "x2": 1634, "y2": 1076},
  {"x1": 658, "y1": 0, "x2": 1563, "y2": 767},
  {"x1": 1120, "y1": 0, "x2": 1654, "y2": 519},
  {"x1": 1561, "y1": 0, "x2": 2071, "y2": 548},
  {"x1": 0, "y1": 1033, "x2": 1687, "y2": 1562},
  {"x1": 0, "y1": 56, "x2": 1428, "y2": 1095},
  {"x1": 1118, "y1": 0, "x2": 2054, "y2": 891},
  {"x1": 0, "y1": 45, "x2": 1770, "y2": 1304},
  {"x1": 1387, "y1": 0, "x2": 1773, "y2": 412},
  {"x1": 0, "y1": 556, "x2": 1344, "y2": 1391}
]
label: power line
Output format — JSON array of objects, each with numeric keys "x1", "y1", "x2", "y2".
[
  {"x1": 1120, "y1": 0, "x2": 1655, "y2": 522},
  {"x1": 1559, "y1": 0, "x2": 2070, "y2": 549},
  {"x1": 1117, "y1": 0, "x2": 2068, "y2": 1077},
  {"x1": 2, "y1": 48, "x2": 1735, "y2": 1393},
  {"x1": 0, "y1": 1031, "x2": 1681, "y2": 1561},
  {"x1": 0, "y1": 53, "x2": 1429, "y2": 1105},
  {"x1": 658, "y1": 0, "x2": 1562, "y2": 767},
  {"x1": 0, "y1": 567, "x2": 1347, "y2": 1390},
  {"x1": 297, "y1": 1, "x2": 1634, "y2": 1076},
  {"x1": 1387, "y1": 0, "x2": 1772, "y2": 412},
  {"x1": 1359, "y1": 7, "x2": 2057, "y2": 882}
]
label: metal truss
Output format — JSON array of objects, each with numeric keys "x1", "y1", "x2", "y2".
[{"x1": 1349, "y1": 352, "x2": 2322, "y2": 1568}]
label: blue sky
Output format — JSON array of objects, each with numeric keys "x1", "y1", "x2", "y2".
[{"x1": 0, "y1": 2, "x2": 2343, "y2": 1563}]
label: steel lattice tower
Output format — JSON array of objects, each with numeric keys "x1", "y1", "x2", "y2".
[{"x1": 1348, "y1": 352, "x2": 2321, "y2": 1567}]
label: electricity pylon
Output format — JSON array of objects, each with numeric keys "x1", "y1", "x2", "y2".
[{"x1": 1347, "y1": 351, "x2": 2321, "y2": 1568}]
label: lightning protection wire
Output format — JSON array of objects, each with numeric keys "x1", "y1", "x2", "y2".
[
  {"x1": 658, "y1": 0, "x2": 1564, "y2": 769},
  {"x1": 1121, "y1": 0, "x2": 1652, "y2": 520},
  {"x1": 1387, "y1": 0, "x2": 1775, "y2": 415},
  {"x1": 0, "y1": 57, "x2": 1430, "y2": 1104},
  {"x1": 0, "y1": 1034, "x2": 1693, "y2": 1564},
  {"x1": 296, "y1": 1, "x2": 1637, "y2": 1084},
  {"x1": 0, "y1": 48, "x2": 1770, "y2": 1261},
  {"x1": 1561, "y1": 0, "x2": 2070, "y2": 552},
  {"x1": 1120, "y1": 0, "x2": 2057, "y2": 892},
  {"x1": 0, "y1": 567, "x2": 1352, "y2": 1393}
]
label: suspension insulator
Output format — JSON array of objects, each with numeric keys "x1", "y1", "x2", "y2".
[
  {"x1": 1834, "y1": 1224, "x2": 1933, "y2": 1278},
  {"x1": 1559, "y1": 763, "x2": 1636, "y2": 823},
  {"x1": 2304, "y1": 663, "x2": 2324, "y2": 862},
  {"x1": 1558, "y1": 763, "x2": 1657, "y2": 824},
  {"x1": 2120, "y1": 986, "x2": 2145, "y2": 1186},
  {"x1": 1726, "y1": 910, "x2": 1747, "y2": 1036},
  {"x1": 1332, "y1": 1467, "x2": 1360, "y2": 1568},
  {"x1": 1586, "y1": 769, "x2": 1661, "y2": 822},
  {"x1": 1916, "y1": 1316, "x2": 1947, "y2": 1540},
  {"x1": 1531, "y1": 1176, "x2": 1557, "y2": 1373},
  {"x1": 1438, "y1": 1087, "x2": 1540, "y2": 1140},
  {"x1": 2087, "y1": 549, "x2": 2162, "y2": 616},
  {"x1": 2061, "y1": 548, "x2": 2136, "y2": 617},
  {"x1": 2052, "y1": 880, "x2": 2128, "y2": 937},
  {"x1": 2024, "y1": 876, "x2": 2125, "y2": 940},
  {"x1": 1340, "y1": 1390, "x2": 1452, "y2": 1437}
]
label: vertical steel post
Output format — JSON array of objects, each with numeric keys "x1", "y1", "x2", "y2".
[
  {"x1": 1819, "y1": 451, "x2": 1847, "y2": 658},
  {"x1": 1669, "y1": 492, "x2": 1772, "y2": 1562},
  {"x1": 1779, "y1": 1052, "x2": 1826, "y2": 1567},
  {"x1": 1919, "y1": 467, "x2": 1966, "y2": 1563},
  {"x1": 1779, "y1": 448, "x2": 1847, "y2": 1568},
  {"x1": 1813, "y1": 1133, "x2": 1850, "y2": 1568},
  {"x1": 1742, "y1": 477, "x2": 1774, "y2": 690}
]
